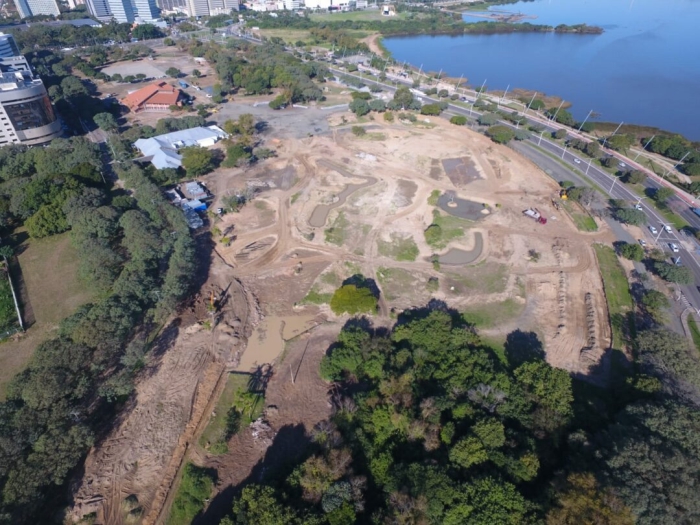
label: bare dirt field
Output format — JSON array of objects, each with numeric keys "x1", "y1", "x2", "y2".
[{"x1": 68, "y1": 99, "x2": 614, "y2": 524}]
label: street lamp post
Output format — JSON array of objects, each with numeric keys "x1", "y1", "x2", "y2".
[
  {"x1": 500, "y1": 84, "x2": 510, "y2": 105},
  {"x1": 586, "y1": 157, "x2": 592, "y2": 175},
  {"x1": 538, "y1": 130, "x2": 545, "y2": 146},
  {"x1": 603, "y1": 121, "x2": 624, "y2": 149},
  {"x1": 551, "y1": 100, "x2": 565, "y2": 122},
  {"x1": 561, "y1": 144, "x2": 568, "y2": 160},
  {"x1": 577, "y1": 109, "x2": 593, "y2": 132},
  {"x1": 526, "y1": 91, "x2": 538, "y2": 114},
  {"x1": 634, "y1": 135, "x2": 655, "y2": 161},
  {"x1": 476, "y1": 79, "x2": 487, "y2": 100},
  {"x1": 610, "y1": 176, "x2": 618, "y2": 194}
]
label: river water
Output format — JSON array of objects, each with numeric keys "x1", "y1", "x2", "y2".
[{"x1": 383, "y1": 0, "x2": 700, "y2": 139}]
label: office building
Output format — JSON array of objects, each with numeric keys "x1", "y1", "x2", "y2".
[
  {"x1": 0, "y1": 33, "x2": 20, "y2": 58},
  {"x1": 13, "y1": 0, "x2": 60, "y2": 17},
  {"x1": 85, "y1": 0, "x2": 113, "y2": 20},
  {"x1": 157, "y1": 0, "x2": 187, "y2": 13},
  {"x1": 283, "y1": 0, "x2": 299, "y2": 9},
  {"x1": 132, "y1": 0, "x2": 160, "y2": 22},
  {"x1": 0, "y1": 56, "x2": 61, "y2": 146}
]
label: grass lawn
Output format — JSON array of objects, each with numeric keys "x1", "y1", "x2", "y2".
[
  {"x1": 593, "y1": 244, "x2": 635, "y2": 350},
  {"x1": 688, "y1": 316, "x2": 700, "y2": 355},
  {"x1": 445, "y1": 263, "x2": 509, "y2": 296},
  {"x1": 325, "y1": 211, "x2": 350, "y2": 246},
  {"x1": 167, "y1": 463, "x2": 216, "y2": 525},
  {"x1": 377, "y1": 234, "x2": 419, "y2": 261},
  {"x1": 199, "y1": 373, "x2": 264, "y2": 455},
  {"x1": 0, "y1": 271, "x2": 18, "y2": 334},
  {"x1": 562, "y1": 200, "x2": 598, "y2": 232},
  {"x1": 462, "y1": 298, "x2": 524, "y2": 329},
  {"x1": 425, "y1": 209, "x2": 467, "y2": 250},
  {"x1": 0, "y1": 233, "x2": 93, "y2": 398}
]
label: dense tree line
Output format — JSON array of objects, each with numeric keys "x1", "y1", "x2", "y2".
[
  {"x1": 250, "y1": 11, "x2": 602, "y2": 39},
  {"x1": 203, "y1": 40, "x2": 327, "y2": 104},
  {"x1": 0, "y1": 161, "x2": 196, "y2": 522},
  {"x1": 212, "y1": 302, "x2": 700, "y2": 525}
]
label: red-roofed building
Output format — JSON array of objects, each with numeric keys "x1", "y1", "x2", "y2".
[{"x1": 122, "y1": 81, "x2": 184, "y2": 113}]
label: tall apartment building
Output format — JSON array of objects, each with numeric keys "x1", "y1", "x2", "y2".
[
  {"x1": 85, "y1": 0, "x2": 112, "y2": 19},
  {"x1": 86, "y1": 0, "x2": 160, "y2": 23},
  {"x1": 283, "y1": 0, "x2": 299, "y2": 9},
  {"x1": 13, "y1": 0, "x2": 60, "y2": 17},
  {"x1": 157, "y1": 0, "x2": 187, "y2": 13},
  {"x1": 0, "y1": 56, "x2": 62, "y2": 146},
  {"x1": 0, "y1": 33, "x2": 20, "y2": 59}
]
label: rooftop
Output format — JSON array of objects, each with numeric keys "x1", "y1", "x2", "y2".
[
  {"x1": 133, "y1": 126, "x2": 228, "y2": 170},
  {"x1": 122, "y1": 81, "x2": 182, "y2": 110}
]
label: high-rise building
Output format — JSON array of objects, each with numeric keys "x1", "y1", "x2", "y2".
[
  {"x1": 0, "y1": 56, "x2": 62, "y2": 146},
  {"x1": 186, "y1": 0, "x2": 208, "y2": 16},
  {"x1": 13, "y1": 0, "x2": 60, "y2": 17},
  {"x1": 0, "y1": 33, "x2": 20, "y2": 58},
  {"x1": 85, "y1": 0, "x2": 112, "y2": 20},
  {"x1": 156, "y1": 0, "x2": 187, "y2": 13},
  {"x1": 283, "y1": 0, "x2": 298, "y2": 9},
  {"x1": 132, "y1": 0, "x2": 160, "y2": 22},
  {"x1": 206, "y1": 0, "x2": 237, "y2": 14}
]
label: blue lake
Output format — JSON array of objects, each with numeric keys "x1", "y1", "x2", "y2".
[{"x1": 383, "y1": 0, "x2": 700, "y2": 139}]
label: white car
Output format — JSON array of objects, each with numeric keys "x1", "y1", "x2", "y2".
[
  {"x1": 573, "y1": 158, "x2": 581, "y2": 164},
  {"x1": 663, "y1": 224, "x2": 672, "y2": 233},
  {"x1": 619, "y1": 162, "x2": 627, "y2": 168},
  {"x1": 634, "y1": 203, "x2": 643, "y2": 210},
  {"x1": 669, "y1": 243, "x2": 680, "y2": 253},
  {"x1": 639, "y1": 239, "x2": 647, "y2": 247},
  {"x1": 649, "y1": 225, "x2": 658, "y2": 235}
]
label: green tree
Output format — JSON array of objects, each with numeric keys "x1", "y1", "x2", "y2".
[
  {"x1": 351, "y1": 126, "x2": 366, "y2": 137},
  {"x1": 192, "y1": 68, "x2": 202, "y2": 78},
  {"x1": 477, "y1": 113, "x2": 499, "y2": 126},
  {"x1": 392, "y1": 86, "x2": 414, "y2": 110},
  {"x1": 614, "y1": 208, "x2": 647, "y2": 226},
  {"x1": 624, "y1": 170, "x2": 646, "y2": 184},
  {"x1": 652, "y1": 186, "x2": 674, "y2": 203},
  {"x1": 606, "y1": 134, "x2": 634, "y2": 152},
  {"x1": 486, "y1": 125, "x2": 516, "y2": 144},
  {"x1": 232, "y1": 485, "x2": 299, "y2": 525},
  {"x1": 653, "y1": 261, "x2": 693, "y2": 284},
  {"x1": 349, "y1": 99, "x2": 370, "y2": 117},
  {"x1": 420, "y1": 103, "x2": 442, "y2": 116},
  {"x1": 93, "y1": 112, "x2": 118, "y2": 132},
  {"x1": 554, "y1": 128, "x2": 567, "y2": 140},
  {"x1": 166, "y1": 66, "x2": 181, "y2": 78},
  {"x1": 450, "y1": 115, "x2": 467, "y2": 126},
  {"x1": 618, "y1": 242, "x2": 644, "y2": 261},
  {"x1": 641, "y1": 289, "x2": 669, "y2": 314},
  {"x1": 25, "y1": 203, "x2": 69, "y2": 238},
  {"x1": 180, "y1": 146, "x2": 215, "y2": 176},
  {"x1": 329, "y1": 284, "x2": 377, "y2": 315},
  {"x1": 546, "y1": 473, "x2": 634, "y2": 525}
]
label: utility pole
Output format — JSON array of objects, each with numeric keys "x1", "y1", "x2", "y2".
[
  {"x1": 586, "y1": 157, "x2": 592, "y2": 175},
  {"x1": 538, "y1": 130, "x2": 545, "y2": 146},
  {"x1": 561, "y1": 144, "x2": 568, "y2": 160},
  {"x1": 577, "y1": 109, "x2": 593, "y2": 132}
]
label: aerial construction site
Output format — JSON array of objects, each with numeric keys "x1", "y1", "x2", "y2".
[{"x1": 70, "y1": 101, "x2": 614, "y2": 524}]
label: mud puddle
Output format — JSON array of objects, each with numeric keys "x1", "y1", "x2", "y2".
[{"x1": 236, "y1": 315, "x2": 316, "y2": 371}]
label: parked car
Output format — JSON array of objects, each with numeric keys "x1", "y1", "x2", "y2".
[
  {"x1": 638, "y1": 239, "x2": 647, "y2": 247},
  {"x1": 669, "y1": 242, "x2": 680, "y2": 253},
  {"x1": 649, "y1": 225, "x2": 658, "y2": 234},
  {"x1": 663, "y1": 224, "x2": 672, "y2": 233},
  {"x1": 634, "y1": 203, "x2": 643, "y2": 210},
  {"x1": 574, "y1": 158, "x2": 581, "y2": 164},
  {"x1": 672, "y1": 256, "x2": 682, "y2": 266}
]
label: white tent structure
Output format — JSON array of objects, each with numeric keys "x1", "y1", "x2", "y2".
[{"x1": 134, "y1": 125, "x2": 228, "y2": 170}]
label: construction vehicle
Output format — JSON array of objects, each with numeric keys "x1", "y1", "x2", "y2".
[
  {"x1": 523, "y1": 208, "x2": 547, "y2": 224},
  {"x1": 559, "y1": 189, "x2": 569, "y2": 200}
]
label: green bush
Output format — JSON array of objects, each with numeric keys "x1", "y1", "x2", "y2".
[
  {"x1": 486, "y1": 125, "x2": 516, "y2": 144},
  {"x1": 351, "y1": 126, "x2": 366, "y2": 137},
  {"x1": 330, "y1": 284, "x2": 377, "y2": 315},
  {"x1": 450, "y1": 115, "x2": 467, "y2": 126},
  {"x1": 167, "y1": 463, "x2": 215, "y2": 525}
]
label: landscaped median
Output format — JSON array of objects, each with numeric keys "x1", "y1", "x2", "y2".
[{"x1": 593, "y1": 244, "x2": 635, "y2": 350}]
